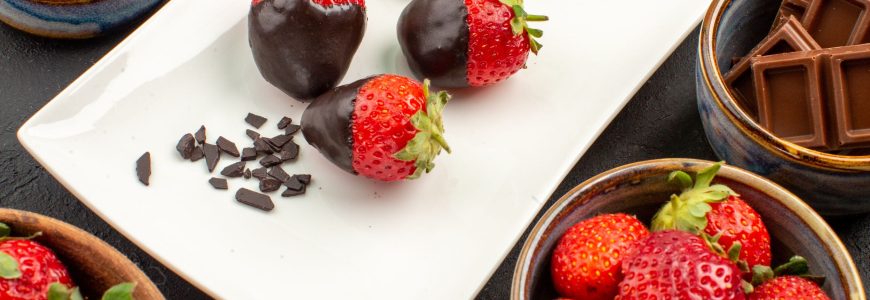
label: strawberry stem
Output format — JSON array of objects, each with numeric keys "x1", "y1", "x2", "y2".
[
  {"x1": 652, "y1": 163, "x2": 737, "y2": 234},
  {"x1": 498, "y1": 0, "x2": 548, "y2": 54},
  {"x1": 393, "y1": 79, "x2": 451, "y2": 179}
]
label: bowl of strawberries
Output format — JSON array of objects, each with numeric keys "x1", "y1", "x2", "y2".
[
  {"x1": 0, "y1": 208, "x2": 162, "y2": 299},
  {"x1": 511, "y1": 159, "x2": 865, "y2": 300}
]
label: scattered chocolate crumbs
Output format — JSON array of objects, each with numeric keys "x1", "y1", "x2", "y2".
[
  {"x1": 245, "y1": 113, "x2": 267, "y2": 128},
  {"x1": 295, "y1": 174, "x2": 311, "y2": 185},
  {"x1": 259, "y1": 177, "x2": 282, "y2": 192},
  {"x1": 251, "y1": 167, "x2": 268, "y2": 180},
  {"x1": 241, "y1": 148, "x2": 257, "y2": 161},
  {"x1": 176, "y1": 133, "x2": 196, "y2": 159},
  {"x1": 216, "y1": 136, "x2": 240, "y2": 157},
  {"x1": 244, "y1": 168, "x2": 252, "y2": 179},
  {"x1": 277, "y1": 117, "x2": 292, "y2": 129},
  {"x1": 254, "y1": 138, "x2": 273, "y2": 154},
  {"x1": 221, "y1": 161, "x2": 246, "y2": 177},
  {"x1": 235, "y1": 188, "x2": 274, "y2": 211},
  {"x1": 268, "y1": 166, "x2": 291, "y2": 183},
  {"x1": 190, "y1": 146, "x2": 204, "y2": 162},
  {"x1": 203, "y1": 143, "x2": 221, "y2": 172},
  {"x1": 246, "y1": 129, "x2": 260, "y2": 140},
  {"x1": 136, "y1": 152, "x2": 151, "y2": 186},
  {"x1": 209, "y1": 177, "x2": 228, "y2": 190},
  {"x1": 282, "y1": 185, "x2": 305, "y2": 197},
  {"x1": 195, "y1": 126, "x2": 206, "y2": 144},
  {"x1": 268, "y1": 134, "x2": 293, "y2": 148},
  {"x1": 284, "y1": 124, "x2": 301, "y2": 135},
  {"x1": 260, "y1": 155, "x2": 282, "y2": 167},
  {"x1": 284, "y1": 176, "x2": 304, "y2": 191}
]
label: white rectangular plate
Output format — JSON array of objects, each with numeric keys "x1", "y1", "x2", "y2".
[{"x1": 18, "y1": 0, "x2": 707, "y2": 298}]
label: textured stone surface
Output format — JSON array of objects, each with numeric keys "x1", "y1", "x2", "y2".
[{"x1": 1, "y1": 19, "x2": 866, "y2": 299}]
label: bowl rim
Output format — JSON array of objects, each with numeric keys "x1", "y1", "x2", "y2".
[
  {"x1": 698, "y1": 0, "x2": 870, "y2": 171},
  {"x1": 510, "y1": 158, "x2": 865, "y2": 300}
]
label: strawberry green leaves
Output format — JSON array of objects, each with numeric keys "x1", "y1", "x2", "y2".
[
  {"x1": 47, "y1": 282, "x2": 135, "y2": 300},
  {"x1": 498, "y1": 0, "x2": 548, "y2": 54},
  {"x1": 393, "y1": 79, "x2": 452, "y2": 179},
  {"x1": 101, "y1": 282, "x2": 136, "y2": 300},
  {"x1": 0, "y1": 251, "x2": 20, "y2": 279},
  {"x1": 651, "y1": 163, "x2": 737, "y2": 234}
]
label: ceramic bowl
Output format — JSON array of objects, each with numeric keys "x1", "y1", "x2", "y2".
[
  {"x1": 695, "y1": 0, "x2": 870, "y2": 215},
  {"x1": 511, "y1": 159, "x2": 864, "y2": 299},
  {"x1": 0, "y1": 0, "x2": 162, "y2": 38},
  {"x1": 0, "y1": 209, "x2": 163, "y2": 299}
]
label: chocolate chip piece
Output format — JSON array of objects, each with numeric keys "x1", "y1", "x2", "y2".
[
  {"x1": 280, "y1": 142, "x2": 300, "y2": 161},
  {"x1": 209, "y1": 177, "x2": 228, "y2": 190},
  {"x1": 190, "y1": 146, "x2": 204, "y2": 162},
  {"x1": 259, "y1": 177, "x2": 282, "y2": 193},
  {"x1": 195, "y1": 126, "x2": 206, "y2": 144},
  {"x1": 203, "y1": 143, "x2": 221, "y2": 172},
  {"x1": 136, "y1": 152, "x2": 151, "y2": 186},
  {"x1": 284, "y1": 124, "x2": 301, "y2": 135},
  {"x1": 268, "y1": 166, "x2": 291, "y2": 183},
  {"x1": 216, "y1": 136, "x2": 240, "y2": 157},
  {"x1": 277, "y1": 117, "x2": 292, "y2": 129},
  {"x1": 251, "y1": 167, "x2": 268, "y2": 180},
  {"x1": 281, "y1": 185, "x2": 306, "y2": 197},
  {"x1": 295, "y1": 174, "x2": 311, "y2": 185},
  {"x1": 245, "y1": 113, "x2": 267, "y2": 128},
  {"x1": 268, "y1": 134, "x2": 293, "y2": 148},
  {"x1": 254, "y1": 138, "x2": 273, "y2": 154},
  {"x1": 246, "y1": 129, "x2": 260, "y2": 140},
  {"x1": 244, "y1": 168, "x2": 252, "y2": 179},
  {"x1": 284, "y1": 176, "x2": 304, "y2": 191},
  {"x1": 176, "y1": 133, "x2": 196, "y2": 159},
  {"x1": 241, "y1": 148, "x2": 257, "y2": 161},
  {"x1": 235, "y1": 188, "x2": 274, "y2": 211},
  {"x1": 259, "y1": 155, "x2": 282, "y2": 167},
  {"x1": 221, "y1": 161, "x2": 246, "y2": 177}
]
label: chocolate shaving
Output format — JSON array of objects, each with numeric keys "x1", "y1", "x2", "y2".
[
  {"x1": 221, "y1": 161, "x2": 246, "y2": 177},
  {"x1": 259, "y1": 155, "x2": 282, "y2": 167},
  {"x1": 209, "y1": 177, "x2": 228, "y2": 190},
  {"x1": 176, "y1": 133, "x2": 196, "y2": 159},
  {"x1": 216, "y1": 136, "x2": 240, "y2": 157},
  {"x1": 190, "y1": 146, "x2": 204, "y2": 162},
  {"x1": 268, "y1": 134, "x2": 293, "y2": 148},
  {"x1": 136, "y1": 152, "x2": 151, "y2": 186},
  {"x1": 244, "y1": 168, "x2": 252, "y2": 179},
  {"x1": 195, "y1": 126, "x2": 206, "y2": 144},
  {"x1": 280, "y1": 141, "x2": 300, "y2": 161},
  {"x1": 246, "y1": 129, "x2": 260, "y2": 140},
  {"x1": 235, "y1": 188, "x2": 274, "y2": 211},
  {"x1": 284, "y1": 124, "x2": 301, "y2": 135},
  {"x1": 251, "y1": 167, "x2": 268, "y2": 180},
  {"x1": 254, "y1": 138, "x2": 273, "y2": 154},
  {"x1": 277, "y1": 117, "x2": 292, "y2": 129},
  {"x1": 295, "y1": 174, "x2": 311, "y2": 185},
  {"x1": 245, "y1": 113, "x2": 267, "y2": 128},
  {"x1": 241, "y1": 148, "x2": 258, "y2": 161},
  {"x1": 268, "y1": 166, "x2": 291, "y2": 183},
  {"x1": 284, "y1": 176, "x2": 304, "y2": 191},
  {"x1": 203, "y1": 143, "x2": 221, "y2": 172},
  {"x1": 259, "y1": 177, "x2": 282, "y2": 193},
  {"x1": 281, "y1": 185, "x2": 306, "y2": 197}
]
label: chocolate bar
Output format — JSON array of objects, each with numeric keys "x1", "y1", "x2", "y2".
[
  {"x1": 775, "y1": 0, "x2": 812, "y2": 28},
  {"x1": 828, "y1": 44, "x2": 870, "y2": 148},
  {"x1": 777, "y1": 0, "x2": 870, "y2": 47}
]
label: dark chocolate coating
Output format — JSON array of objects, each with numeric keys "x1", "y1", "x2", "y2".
[
  {"x1": 249, "y1": 0, "x2": 366, "y2": 101},
  {"x1": 301, "y1": 77, "x2": 372, "y2": 174},
  {"x1": 397, "y1": 0, "x2": 469, "y2": 88}
]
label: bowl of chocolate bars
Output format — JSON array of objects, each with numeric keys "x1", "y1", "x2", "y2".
[{"x1": 696, "y1": 0, "x2": 870, "y2": 215}]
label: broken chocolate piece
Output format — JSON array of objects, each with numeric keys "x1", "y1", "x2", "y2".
[
  {"x1": 281, "y1": 185, "x2": 306, "y2": 197},
  {"x1": 280, "y1": 141, "x2": 300, "y2": 161},
  {"x1": 190, "y1": 146, "x2": 204, "y2": 162},
  {"x1": 241, "y1": 147, "x2": 258, "y2": 161},
  {"x1": 295, "y1": 174, "x2": 311, "y2": 185},
  {"x1": 209, "y1": 177, "x2": 228, "y2": 190},
  {"x1": 254, "y1": 138, "x2": 274, "y2": 154},
  {"x1": 251, "y1": 167, "x2": 268, "y2": 180},
  {"x1": 195, "y1": 126, "x2": 206, "y2": 144},
  {"x1": 828, "y1": 44, "x2": 870, "y2": 148},
  {"x1": 235, "y1": 188, "x2": 274, "y2": 211},
  {"x1": 176, "y1": 133, "x2": 196, "y2": 159},
  {"x1": 268, "y1": 166, "x2": 292, "y2": 183},
  {"x1": 216, "y1": 136, "x2": 240, "y2": 157},
  {"x1": 259, "y1": 177, "x2": 282, "y2": 193},
  {"x1": 284, "y1": 176, "x2": 304, "y2": 191},
  {"x1": 246, "y1": 129, "x2": 261, "y2": 140},
  {"x1": 245, "y1": 113, "x2": 267, "y2": 128},
  {"x1": 203, "y1": 143, "x2": 221, "y2": 172},
  {"x1": 244, "y1": 168, "x2": 252, "y2": 179},
  {"x1": 221, "y1": 161, "x2": 247, "y2": 177},
  {"x1": 775, "y1": 0, "x2": 811, "y2": 28},
  {"x1": 802, "y1": 0, "x2": 870, "y2": 47},
  {"x1": 268, "y1": 134, "x2": 293, "y2": 148},
  {"x1": 284, "y1": 124, "x2": 301, "y2": 135},
  {"x1": 277, "y1": 117, "x2": 292, "y2": 129},
  {"x1": 752, "y1": 51, "x2": 828, "y2": 149},
  {"x1": 260, "y1": 155, "x2": 282, "y2": 167},
  {"x1": 136, "y1": 152, "x2": 151, "y2": 186}
]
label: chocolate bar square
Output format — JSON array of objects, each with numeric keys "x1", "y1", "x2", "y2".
[
  {"x1": 802, "y1": 0, "x2": 870, "y2": 47},
  {"x1": 828, "y1": 45, "x2": 870, "y2": 148},
  {"x1": 775, "y1": 0, "x2": 812, "y2": 28}
]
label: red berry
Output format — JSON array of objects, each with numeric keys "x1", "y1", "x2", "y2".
[
  {"x1": 0, "y1": 240, "x2": 73, "y2": 300},
  {"x1": 550, "y1": 214, "x2": 649, "y2": 300},
  {"x1": 749, "y1": 276, "x2": 830, "y2": 300},
  {"x1": 705, "y1": 196, "x2": 772, "y2": 270},
  {"x1": 617, "y1": 230, "x2": 746, "y2": 300},
  {"x1": 464, "y1": 0, "x2": 529, "y2": 86},
  {"x1": 311, "y1": 0, "x2": 365, "y2": 7}
]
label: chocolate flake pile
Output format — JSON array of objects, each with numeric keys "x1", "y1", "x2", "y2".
[{"x1": 137, "y1": 113, "x2": 312, "y2": 212}]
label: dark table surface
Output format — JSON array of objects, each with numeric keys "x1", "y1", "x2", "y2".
[{"x1": 1, "y1": 12, "x2": 868, "y2": 300}]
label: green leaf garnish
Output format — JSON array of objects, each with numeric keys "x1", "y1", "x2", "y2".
[
  {"x1": 102, "y1": 282, "x2": 136, "y2": 300},
  {"x1": 498, "y1": 0, "x2": 548, "y2": 54},
  {"x1": 393, "y1": 80, "x2": 452, "y2": 179},
  {"x1": 0, "y1": 223, "x2": 10, "y2": 239},
  {"x1": 773, "y1": 255, "x2": 810, "y2": 276},
  {"x1": 46, "y1": 283, "x2": 81, "y2": 300},
  {"x1": 0, "y1": 251, "x2": 20, "y2": 279},
  {"x1": 651, "y1": 163, "x2": 738, "y2": 234}
]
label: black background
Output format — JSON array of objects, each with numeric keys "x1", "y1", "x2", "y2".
[{"x1": 0, "y1": 10, "x2": 867, "y2": 300}]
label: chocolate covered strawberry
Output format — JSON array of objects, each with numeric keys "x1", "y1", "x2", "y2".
[
  {"x1": 397, "y1": 0, "x2": 547, "y2": 88},
  {"x1": 0, "y1": 239, "x2": 73, "y2": 300},
  {"x1": 617, "y1": 230, "x2": 746, "y2": 300},
  {"x1": 652, "y1": 163, "x2": 772, "y2": 273},
  {"x1": 301, "y1": 75, "x2": 451, "y2": 181},
  {"x1": 249, "y1": 0, "x2": 366, "y2": 100},
  {"x1": 550, "y1": 214, "x2": 649, "y2": 300}
]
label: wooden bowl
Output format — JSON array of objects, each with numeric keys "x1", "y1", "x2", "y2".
[
  {"x1": 511, "y1": 159, "x2": 865, "y2": 299},
  {"x1": 0, "y1": 209, "x2": 163, "y2": 299}
]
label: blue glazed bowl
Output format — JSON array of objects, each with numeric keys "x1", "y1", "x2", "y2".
[
  {"x1": 0, "y1": 0, "x2": 162, "y2": 39},
  {"x1": 696, "y1": 0, "x2": 870, "y2": 215}
]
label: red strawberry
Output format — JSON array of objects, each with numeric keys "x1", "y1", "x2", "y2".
[
  {"x1": 652, "y1": 163, "x2": 772, "y2": 273},
  {"x1": 550, "y1": 214, "x2": 649, "y2": 300},
  {"x1": 0, "y1": 240, "x2": 73, "y2": 300},
  {"x1": 749, "y1": 276, "x2": 830, "y2": 300},
  {"x1": 249, "y1": 0, "x2": 366, "y2": 100},
  {"x1": 398, "y1": 0, "x2": 547, "y2": 88},
  {"x1": 302, "y1": 75, "x2": 451, "y2": 181},
  {"x1": 617, "y1": 230, "x2": 746, "y2": 300}
]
